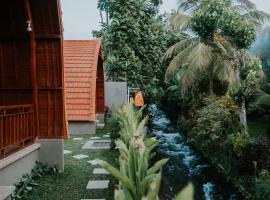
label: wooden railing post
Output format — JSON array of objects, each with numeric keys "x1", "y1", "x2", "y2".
[{"x1": 0, "y1": 105, "x2": 35, "y2": 159}]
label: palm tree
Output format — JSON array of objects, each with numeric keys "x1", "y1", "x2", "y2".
[
  {"x1": 165, "y1": 0, "x2": 269, "y2": 133},
  {"x1": 164, "y1": 33, "x2": 235, "y2": 94},
  {"x1": 254, "y1": 91, "x2": 270, "y2": 106}
]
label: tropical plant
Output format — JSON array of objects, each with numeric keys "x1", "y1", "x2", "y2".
[
  {"x1": 165, "y1": 0, "x2": 267, "y2": 133},
  {"x1": 114, "y1": 102, "x2": 147, "y2": 146},
  {"x1": 95, "y1": 0, "x2": 179, "y2": 101},
  {"x1": 255, "y1": 169, "x2": 270, "y2": 200},
  {"x1": 97, "y1": 102, "x2": 168, "y2": 200},
  {"x1": 227, "y1": 132, "x2": 253, "y2": 157},
  {"x1": 253, "y1": 90, "x2": 270, "y2": 107},
  {"x1": 176, "y1": 0, "x2": 270, "y2": 28},
  {"x1": 190, "y1": 95, "x2": 239, "y2": 148}
]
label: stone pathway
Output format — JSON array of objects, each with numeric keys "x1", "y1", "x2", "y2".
[
  {"x1": 84, "y1": 138, "x2": 112, "y2": 199},
  {"x1": 67, "y1": 135, "x2": 112, "y2": 199}
]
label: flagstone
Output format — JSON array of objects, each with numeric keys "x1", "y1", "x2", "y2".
[
  {"x1": 82, "y1": 140, "x2": 111, "y2": 150},
  {"x1": 93, "y1": 168, "x2": 109, "y2": 175},
  {"x1": 73, "y1": 154, "x2": 88, "y2": 160},
  {"x1": 64, "y1": 150, "x2": 72, "y2": 155},
  {"x1": 73, "y1": 137, "x2": 83, "y2": 141},
  {"x1": 87, "y1": 159, "x2": 98, "y2": 165},
  {"x1": 90, "y1": 136, "x2": 101, "y2": 139},
  {"x1": 86, "y1": 180, "x2": 109, "y2": 189}
]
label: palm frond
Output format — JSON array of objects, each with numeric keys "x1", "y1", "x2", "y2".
[
  {"x1": 213, "y1": 54, "x2": 235, "y2": 86},
  {"x1": 164, "y1": 37, "x2": 199, "y2": 59},
  {"x1": 253, "y1": 91, "x2": 270, "y2": 106},
  {"x1": 166, "y1": 43, "x2": 214, "y2": 92},
  {"x1": 234, "y1": 0, "x2": 256, "y2": 10},
  {"x1": 171, "y1": 13, "x2": 192, "y2": 31},
  {"x1": 242, "y1": 10, "x2": 270, "y2": 25},
  {"x1": 178, "y1": 0, "x2": 199, "y2": 12}
]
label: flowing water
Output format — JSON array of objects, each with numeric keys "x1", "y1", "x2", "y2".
[{"x1": 148, "y1": 105, "x2": 240, "y2": 200}]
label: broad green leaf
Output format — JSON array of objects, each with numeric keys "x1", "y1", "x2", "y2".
[
  {"x1": 147, "y1": 158, "x2": 169, "y2": 176},
  {"x1": 175, "y1": 183, "x2": 194, "y2": 200}
]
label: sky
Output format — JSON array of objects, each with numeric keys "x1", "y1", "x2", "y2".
[{"x1": 62, "y1": 0, "x2": 270, "y2": 40}]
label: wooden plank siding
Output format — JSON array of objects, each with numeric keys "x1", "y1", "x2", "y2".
[{"x1": 0, "y1": 0, "x2": 67, "y2": 159}]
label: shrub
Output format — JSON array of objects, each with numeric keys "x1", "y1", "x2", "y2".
[
  {"x1": 12, "y1": 162, "x2": 58, "y2": 200},
  {"x1": 226, "y1": 132, "x2": 253, "y2": 157},
  {"x1": 191, "y1": 96, "x2": 239, "y2": 148},
  {"x1": 106, "y1": 113, "x2": 121, "y2": 140},
  {"x1": 255, "y1": 170, "x2": 270, "y2": 200},
  {"x1": 247, "y1": 137, "x2": 270, "y2": 170}
]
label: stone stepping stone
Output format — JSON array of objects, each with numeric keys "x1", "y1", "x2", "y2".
[
  {"x1": 93, "y1": 168, "x2": 109, "y2": 175},
  {"x1": 73, "y1": 137, "x2": 83, "y2": 141},
  {"x1": 73, "y1": 154, "x2": 88, "y2": 160},
  {"x1": 87, "y1": 159, "x2": 98, "y2": 165},
  {"x1": 82, "y1": 140, "x2": 111, "y2": 150},
  {"x1": 64, "y1": 150, "x2": 72, "y2": 155},
  {"x1": 90, "y1": 136, "x2": 101, "y2": 139},
  {"x1": 86, "y1": 180, "x2": 109, "y2": 189},
  {"x1": 97, "y1": 123, "x2": 105, "y2": 129},
  {"x1": 103, "y1": 135, "x2": 110, "y2": 138},
  {"x1": 81, "y1": 199, "x2": 105, "y2": 200}
]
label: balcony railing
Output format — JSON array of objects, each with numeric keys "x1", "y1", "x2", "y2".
[{"x1": 0, "y1": 104, "x2": 35, "y2": 159}]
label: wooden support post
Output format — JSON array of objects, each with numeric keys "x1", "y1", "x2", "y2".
[{"x1": 23, "y1": 0, "x2": 39, "y2": 137}]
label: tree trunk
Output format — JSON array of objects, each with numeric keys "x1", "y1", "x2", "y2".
[
  {"x1": 209, "y1": 69, "x2": 214, "y2": 95},
  {"x1": 240, "y1": 100, "x2": 248, "y2": 134},
  {"x1": 235, "y1": 68, "x2": 248, "y2": 134}
]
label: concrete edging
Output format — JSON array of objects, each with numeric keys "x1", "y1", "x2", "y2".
[{"x1": 0, "y1": 143, "x2": 40, "y2": 170}]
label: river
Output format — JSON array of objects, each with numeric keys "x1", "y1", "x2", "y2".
[{"x1": 148, "y1": 105, "x2": 240, "y2": 200}]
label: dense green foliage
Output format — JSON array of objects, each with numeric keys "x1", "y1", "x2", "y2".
[
  {"x1": 161, "y1": 0, "x2": 270, "y2": 198},
  {"x1": 190, "y1": 96, "x2": 239, "y2": 147},
  {"x1": 12, "y1": 162, "x2": 58, "y2": 200},
  {"x1": 234, "y1": 57, "x2": 263, "y2": 102},
  {"x1": 95, "y1": 0, "x2": 179, "y2": 101}
]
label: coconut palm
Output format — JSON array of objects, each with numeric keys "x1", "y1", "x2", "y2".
[
  {"x1": 254, "y1": 90, "x2": 270, "y2": 107},
  {"x1": 165, "y1": 0, "x2": 268, "y2": 133},
  {"x1": 176, "y1": 0, "x2": 270, "y2": 27}
]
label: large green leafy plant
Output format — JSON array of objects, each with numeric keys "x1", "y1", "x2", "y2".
[
  {"x1": 95, "y1": 0, "x2": 178, "y2": 101},
  {"x1": 97, "y1": 102, "x2": 168, "y2": 199}
]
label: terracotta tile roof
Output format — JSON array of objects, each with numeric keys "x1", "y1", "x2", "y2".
[{"x1": 64, "y1": 40, "x2": 101, "y2": 121}]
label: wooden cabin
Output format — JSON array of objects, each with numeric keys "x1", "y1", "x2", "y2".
[
  {"x1": 0, "y1": 0, "x2": 66, "y2": 186},
  {"x1": 64, "y1": 40, "x2": 105, "y2": 135}
]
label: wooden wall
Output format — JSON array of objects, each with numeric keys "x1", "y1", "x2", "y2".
[
  {"x1": 0, "y1": 0, "x2": 67, "y2": 139},
  {"x1": 96, "y1": 56, "x2": 105, "y2": 114},
  {"x1": 0, "y1": 1, "x2": 33, "y2": 106}
]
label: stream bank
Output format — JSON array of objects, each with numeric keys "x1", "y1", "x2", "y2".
[{"x1": 148, "y1": 105, "x2": 242, "y2": 200}]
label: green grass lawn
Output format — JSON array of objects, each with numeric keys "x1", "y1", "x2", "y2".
[
  {"x1": 248, "y1": 116, "x2": 269, "y2": 138},
  {"x1": 26, "y1": 130, "x2": 118, "y2": 200}
]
